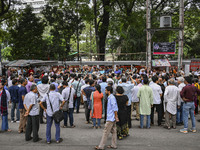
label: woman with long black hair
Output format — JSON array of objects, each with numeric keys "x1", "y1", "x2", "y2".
[
  {"x1": 115, "y1": 86, "x2": 129, "y2": 140},
  {"x1": 90, "y1": 84, "x2": 104, "y2": 129}
]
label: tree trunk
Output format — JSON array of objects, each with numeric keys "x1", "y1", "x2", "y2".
[
  {"x1": 98, "y1": 0, "x2": 110, "y2": 61},
  {"x1": 93, "y1": 0, "x2": 99, "y2": 60}
]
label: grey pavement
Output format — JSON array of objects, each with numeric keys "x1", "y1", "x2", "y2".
[{"x1": 0, "y1": 106, "x2": 200, "y2": 150}]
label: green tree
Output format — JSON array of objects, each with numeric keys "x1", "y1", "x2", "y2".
[
  {"x1": 42, "y1": 4, "x2": 84, "y2": 61},
  {"x1": 9, "y1": 6, "x2": 45, "y2": 60}
]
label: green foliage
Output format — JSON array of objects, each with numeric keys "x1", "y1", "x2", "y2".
[
  {"x1": 0, "y1": 0, "x2": 199, "y2": 61},
  {"x1": 9, "y1": 6, "x2": 45, "y2": 60},
  {"x1": 42, "y1": 2, "x2": 85, "y2": 60}
]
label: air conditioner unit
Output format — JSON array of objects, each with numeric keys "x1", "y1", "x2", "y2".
[{"x1": 160, "y1": 16, "x2": 172, "y2": 28}]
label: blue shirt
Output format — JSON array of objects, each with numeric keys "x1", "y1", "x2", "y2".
[
  {"x1": 72, "y1": 80, "x2": 82, "y2": 97},
  {"x1": 99, "y1": 82, "x2": 107, "y2": 96},
  {"x1": 83, "y1": 86, "x2": 95, "y2": 102},
  {"x1": 18, "y1": 86, "x2": 27, "y2": 109},
  {"x1": 106, "y1": 94, "x2": 118, "y2": 122},
  {"x1": 114, "y1": 70, "x2": 121, "y2": 74},
  {"x1": 99, "y1": 70, "x2": 105, "y2": 74},
  {"x1": 4, "y1": 86, "x2": 8, "y2": 90},
  {"x1": 9, "y1": 85, "x2": 19, "y2": 103},
  {"x1": 118, "y1": 83, "x2": 134, "y2": 106}
]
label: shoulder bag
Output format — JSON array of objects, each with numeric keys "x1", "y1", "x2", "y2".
[
  {"x1": 62, "y1": 87, "x2": 72, "y2": 112},
  {"x1": 47, "y1": 93, "x2": 64, "y2": 124}
]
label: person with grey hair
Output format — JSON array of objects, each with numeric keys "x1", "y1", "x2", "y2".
[
  {"x1": 176, "y1": 77, "x2": 185, "y2": 126},
  {"x1": 163, "y1": 79, "x2": 180, "y2": 129},
  {"x1": 24, "y1": 84, "x2": 41, "y2": 142},
  {"x1": 40, "y1": 84, "x2": 65, "y2": 144}
]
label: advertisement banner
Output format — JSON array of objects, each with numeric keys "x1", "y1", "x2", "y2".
[
  {"x1": 153, "y1": 42, "x2": 176, "y2": 55},
  {"x1": 152, "y1": 59, "x2": 171, "y2": 67}
]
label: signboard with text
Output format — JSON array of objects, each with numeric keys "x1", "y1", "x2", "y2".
[
  {"x1": 153, "y1": 42, "x2": 176, "y2": 55},
  {"x1": 152, "y1": 59, "x2": 171, "y2": 67}
]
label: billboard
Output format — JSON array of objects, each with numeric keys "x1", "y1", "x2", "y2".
[
  {"x1": 152, "y1": 59, "x2": 171, "y2": 67},
  {"x1": 153, "y1": 42, "x2": 176, "y2": 55}
]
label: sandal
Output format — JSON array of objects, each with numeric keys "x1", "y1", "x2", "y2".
[
  {"x1": 70, "y1": 125, "x2": 76, "y2": 128},
  {"x1": 163, "y1": 126, "x2": 170, "y2": 130},
  {"x1": 94, "y1": 146, "x2": 104, "y2": 150},
  {"x1": 107, "y1": 145, "x2": 117, "y2": 149},
  {"x1": 18, "y1": 130, "x2": 23, "y2": 133}
]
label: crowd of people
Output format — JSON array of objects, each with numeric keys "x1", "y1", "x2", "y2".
[{"x1": 0, "y1": 65, "x2": 200, "y2": 149}]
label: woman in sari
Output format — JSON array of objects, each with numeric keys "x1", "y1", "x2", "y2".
[{"x1": 115, "y1": 86, "x2": 129, "y2": 140}]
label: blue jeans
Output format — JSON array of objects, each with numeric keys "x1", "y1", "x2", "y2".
[
  {"x1": 74, "y1": 97, "x2": 81, "y2": 113},
  {"x1": 92, "y1": 118, "x2": 101, "y2": 127},
  {"x1": 11, "y1": 102, "x2": 20, "y2": 121},
  {"x1": 1, "y1": 115, "x2": 9, "y2": 131},
  {"x1": 46, "y1": 114, "x2": 60, "y2": 142},
  {"x1": 63, "y1": 108, "x2": 74, "y2": 126},
  {"x1": 183, "y1": 102, "x2": 196, "y2": 129},
  {"x1": 176, "y1": 102, "x2": 183, "y2": 123},
  {"x1": 140, "y1": 115, "x2": 150, "y2": 128}
]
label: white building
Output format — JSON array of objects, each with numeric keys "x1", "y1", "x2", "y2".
[{"x1": 14, "y1": 0, "x2": 48, "y2": 14}]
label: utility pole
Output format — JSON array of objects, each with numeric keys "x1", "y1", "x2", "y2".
[
  {"x1": 178, "y1": 0, "x2": 184, "y2": 71},
  {"x1": 146, "y1": 0, "x2": 151, "y2": 70},
  {"x1": 0, "y1": 43, "x2": 2, "y2": 76},
  {"x1": 76, "y1": 0, "x2": 80, "y2": 61}
]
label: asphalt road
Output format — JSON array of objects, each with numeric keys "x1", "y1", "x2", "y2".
[{"x1": 0, "y1": 106, "x2": 200, "y2": 150}]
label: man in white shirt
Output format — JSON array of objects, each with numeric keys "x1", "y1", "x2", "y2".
[
  {"x1": 131, "y1": 77, "x2": 142, "y2": 120},
  {"x1": 149, "y1": 76, "x2": 163, "y2": 126},
  {"x1": 61, "y1": 81, "x2": 75, "y2": 128},
  {"x1": 164, "y1": 79, "x2": 180, "y2": 129},
  {"x1": 176, "y1": 77, "x2": 185, "y2": 125},
  {"x1": 40, "y1": 84, "x2": 65, "y2": 144},
  {"x1": 24, "y1": 84, "x2": 41, "y2": 142}
]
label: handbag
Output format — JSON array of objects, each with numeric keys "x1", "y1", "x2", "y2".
[
  {"x1": 47, "y1": 93, "x2": 64, "y2": 124},
  {"x1": 62, "y1": 87, "x2": 72, "y2": 112}
]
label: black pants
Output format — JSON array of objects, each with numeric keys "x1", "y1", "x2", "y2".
[
  {"x1": 104, "y1": 99, "x2": 107, "y2": 122},
  {"x1": 151, "y1": 104, "x2": 162, "y2": 125},
  {"x1": 84, "y1": 101, "x2": 91, "y2": 122},
  {"x1": 25, "y1": 115, "x2": 40, "y2": 142},
  {"x1": 127, "y1": 105, "x2": 132, "y2": 128},
  {"x1": 74, "y1": 97, "x2": 81, "y2": 113},
  {"x1": 39, "y1": 102, "x2": 46, "y2": 123}
]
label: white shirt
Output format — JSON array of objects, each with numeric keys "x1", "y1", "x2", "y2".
[
  {"x1": 41, "y1": 91, "x2": 64, "y2": 117},
  {"x1": 68, "y1": 79, "x2": 74, "y2": 87},
  {"x1": 107, "y1": 78, "x2": 114, "y2": 85},
  {"x1": 132, "y1": 83, "x2": 143, "y2": 103},
  {"x1": 81, "y1": 84, "x2": 89, "y2": 102},
  {"x1": 62, "y1": 87, "x2": 75, "y2": 108},
  {"x1": 149, "y1": 82, "x2": 163, "y2": 104},
  {"x1": 8, "y1": 80, "x2": 12, "y2": 88},
  {"x1": 24, "y1": 91, "x2": 39, "y2": 116},
  {"x1": 178, "y1": 83, "x2": 186, "y2": 103},
  {"x1": 164, "y1": 85, "x2": 180, "y2": 115}
]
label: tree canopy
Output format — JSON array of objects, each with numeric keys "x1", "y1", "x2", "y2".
[{"x1": 0, "y1": 0, "x2": 200, "y2": 61}]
